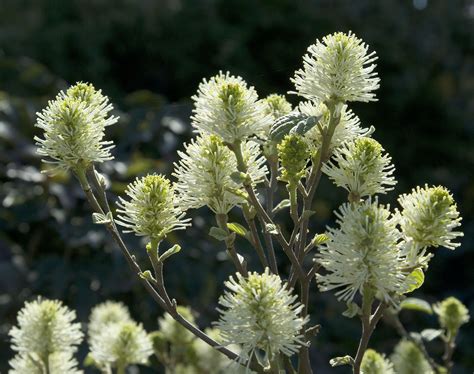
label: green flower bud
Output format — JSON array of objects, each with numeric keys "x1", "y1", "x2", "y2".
[
  {"x1": 361, "y1": 349, "x2": 395, "y2": 374},
  {"x1": 278, "y1": 134, "x2": 310, "y2": 185},
  {"x1": 391, "y1": 340, "x2": 434, "y2": 374},
  {"x1": 434, "y1": 297, "x2": 470, "y2": 337}
]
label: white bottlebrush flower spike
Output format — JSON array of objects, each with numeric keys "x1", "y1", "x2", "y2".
[
  {"x1": 116, "y1": 174, "x2": 190, "y2": 241},
  {"x1": 173, "y1": 134, "x2": 267, "y2": 214},
  {"x1": 398, "y1": 185, "x2": 463, "y2": 250},
  {"x1": 9, "y1": 352, "x2": 83, "y2": 374},
  {"x1": 192, "y1": 71, "x2": 272, "y2": 143},
  {"x1": 292, "y1": 31, "x2": 380, "y2": 103},
  {"x1": 88, "y1": 321, "x2": 153, "y2": 368},
  {"x1": 216, "y1": 268, "x2": 308, "y2": 363},
  {"x1": 88, "y1": 301, "x2": 132, "y2": 339},
  {"x1": 34, "y1": 82, "x2": 118, "y2": 173},
  {"x1": 317, "y1": 198, "x2": 406, "y2": 304},
  {"x1": 299, "y1": 101, "x2": 372, "y2": 152},
  {"x1": 323, "y1": 137, "x2": 396, "y2": 200},
  {"x1": 9, "y1": 298, "x2": 83, "y2": 373},
  {"x1": 390, "y1": 340, "x2": 434, "y2": 374},
  {"x1": 361, "y1": 349, "x2": 395, "y2": 374}
]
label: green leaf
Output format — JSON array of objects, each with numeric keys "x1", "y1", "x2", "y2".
[
  {"x1": 420, "y1": 328, "x2": 443, "y2": 341},
  {"x1": 92, "y1": 212, "x2": 113, "y2": 225},
  {"x1": 329, "y1": 355, "x2": 354, "y2": 367},
  {"x1": 139, "y1": 270, "x2": 155, "y2": 282},
  {"x1": 405, "y1": 268, "x2": 425, "y2": 293},
  {"x1": 400, "y1": 297, "x2": 433, "y2": 314},
  {"x1": 264, "y1": 223, "x2": 279, "y2": 235},
  {"x1": 227, "y1": 222, "x2": 248, "y2": 237},
  {"x1": 270, "y1": 113, "x2": 321, "y2": 142},
  {"x1": 342, "y1": 302, "x2": 361, "y2": 318},
  {"x1": 209, "y1": 227, "x2": 229, "y2": 241},
  {"x1": 272, "y1": 199, "x2": 290, "y2": 214},
  {"x1": 159, "y1": 244, "x2": 181, "y2": 261},
  {"x1": 312, "y1": 233, "x2": 329, "y2": 246}
]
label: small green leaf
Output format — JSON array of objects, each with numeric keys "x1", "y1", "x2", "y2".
[
  {"x1": 342, "y1": 302, "x2": 361, "y2": 318},
  {"x1": 405, "y1": 268, "x2": 425, "y2": 293},
  {"x1": 159, "y1": 244, "x2": 181, "y2": 262},
  {"x1": 264, "y1": 223, "x2": 279, "y2": 235},
  {"x1": 227, "y1": 222, "x2": 248, "y2": 237},
  {"x1": 139, "y1": 270, "x2": 155, "y2": 282},
  {"x1": 272, "y1": 199, "x2": 290, "y2": 214},
  {"x1": 209, "y1": 227, "x2": 229, "y2": 241},
  {"x1": 400, "y1": 297, "x2": 433, "y2": 314},
  {"x1": 92, "y1": 212, "x2": 113, "y2": 225},
  {"x1": 420, "y1": 328, "x2": 443, "y2": 341},
  {"x1": 312, "y1": 233, "x2": 329, "y2": 246},
  {"x1": 329, "y1": 355, "x2": 354, "y2": 367},
  {"x1": 230, "y1": 171, "x2": 249, "y2": 184}
]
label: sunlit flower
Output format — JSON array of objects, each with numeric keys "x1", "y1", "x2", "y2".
[
  {"x1": 299, "y1": 101, "x2": 372, "y2": 152},
  {"x1": 9, "y1": 298, "x2": 83, "y2": 373},
  {"x1": 88, "y1": 301, "x2": 132, "y2": 339},
  {"x1": 89, "y1": 321, "x2": 153, "y2": 368},
  {"x1": 316, "y1": 198, "x2": 406, "y2": 304},
  {"x1": 434, "y1": 297, "x2": 470, "y2": 337},
  {"x1": 292, "y1": 31, "x2": 380, "y2": 103},
  {"x1": 398, "y1": 185, "x2": 463, "y2": 250},
  {"x1": 215, "y1": 268, "x2": 308, "y2": 362},
  {"x1": 116, "y1": 174, "x2": 190, "y2": 242},
  {"x1": 361, "y1": 349, "x2": 395, "y2": 374},
  {"x1": 323, "y1": 137, "x2": 396, "y2": 200},
  {"x1": 390, "y1": 340, "x2": 434, "y2": 374},
  {"x1": 9, "y1": 352, "x2": 82, "y2": 374},
  {"x1": 173, "y1": 134, "x2": 267, "y2": 214},
  {"x1": 35, "y1": 82, "x2": 118, "y2": 173},
  {"x1": 192, "y1": 72, "x2": 272, "y2": 143}
]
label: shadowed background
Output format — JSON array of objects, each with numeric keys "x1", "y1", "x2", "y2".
[{"x1": 0, "y1": 0, "x2": 473, "y2": 372}]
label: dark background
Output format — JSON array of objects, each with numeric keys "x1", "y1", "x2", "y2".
[{"x1": 0, "y1": 0, "x2": 473, "y2": 372}]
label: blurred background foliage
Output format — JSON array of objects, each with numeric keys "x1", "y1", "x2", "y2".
[{"x1": 0, "y1": 0, "x2": 473, "y2": 372}]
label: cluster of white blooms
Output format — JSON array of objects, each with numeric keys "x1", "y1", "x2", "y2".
[
  {"x1": 316, "y1": 198, "x2": 406, "y2": 304},
  {"x1": 216, "y1": 268, "x2": 308, "y2": 362},
  {"x1": 323, "y1": 137, "x2": 396, "y2": 200},
  {"x1": 9, "y1": 298, "x2": 83, "y2": 374},
  {"x1": 292, "y1": 31, "x2": 380, "y2": 103},
  {"x1": 173, "y1": 134, "x2": 267, "y2": 214},
  {"x1": 116, "y1": 174, "x2": 190, "y2": 242},
  {"x1": 398, "y1": 185, "x2": 463, "y2": 250},
  {"x1": 192, "y1": 71, "x2": 272, "y2": 143},
  {"x1": 87, "y1": 301, "x2": 153, "y2": 371},
  {"x1": 390, "y1": 340, "x2": 434, "y2": 374},
  {"x1": 35, "y1": 82, "x2": 118, "y2": 173},
  {"x1": 361, "y1": 349, "x2": 395, "y2": 374},
  {"x1": 299, "y1": 101, "x2": 372, "y2": 152}
]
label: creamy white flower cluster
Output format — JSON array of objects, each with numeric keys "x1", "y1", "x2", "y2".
[
  {"x1": 116, "y1": 174, "x2": 190, "y2": 241},
  {"x1": 86, "y1": 301, "x2": 153, "y2": 371},
  {"x1": 9, "y1": 298, "x2": 83, "y2": 374},
  {"x1": 216, "y1": 269, "x2": 308, "y2": 363},
  {"x1": 35, "y1": 82, "x2": 117, "y2": 173},
  {"x1": 323, "y1": 137, "x2": 396, "y2": 200},
  {"x1": 317, "y1": 186, "x2": 463, "y2": 305},
  {"x1": 292, "y1": 31, "x2": 380, "y2": 103},
  {"x1": 173, "y1": 135, "x2": 267, "y2": 214},
  {"x1": 192, "y1": 71, "x2": 272, "y2": 143}
]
